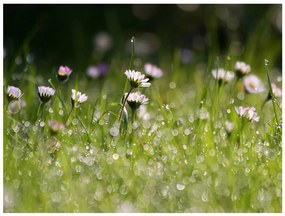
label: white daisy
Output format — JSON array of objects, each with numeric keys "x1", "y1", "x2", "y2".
[
  {"x1": 71, "y1": 89, "x2": 88, "y2": 107},
  {"x1": 38, "y1": 86, "x2": 55, "y2": 103},
  {"x1": 126, "y1": 91, "x2": 149, "y2": 110},
  {"x1": 271, "y1": 83, "x2": 282, "y2": 98},
  {"x1": 235, "y1": 61, "x2": 251, "y2": 77},
  {"x1": 7, "y1": 86, "x2": 22, "y2": 101},
  {"x1": 211, "y1": 68, "x2": 235, "y2": 83},
  {"x1": 125, "y1": 70, "x2": 151, "y2": 88},
  {"x1": 144, "y1": 63, "x2": 163, "y2": 80},
  {"x1": 235, "y1": 106, "x2": 259, "y2": 122},
  {"x1": 243, "y1": 74, "x2": 265, "y2": 94}
]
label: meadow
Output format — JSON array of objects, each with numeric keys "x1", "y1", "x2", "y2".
[{"x1": 3, "y1": 4, "x2": 282, "y2": 213}]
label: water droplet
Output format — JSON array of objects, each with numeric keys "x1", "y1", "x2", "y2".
[
  {"x1": 12, "y1": 125, "x2": 19, "y2": 133},
  {"x1": 126, "y1": 149, "x2": 133, "y2": 155},
  {"x1": 8, "y1": 100, "x2": 21, "y2": 114},
  {"x1": 109, "y1": 126, "x2": 119, "y2": 137},
  {"x1": 230, "y1": 98, "x2": 235, "y2": 104},
  {"x1": 172, "y1": 129, "x2": 179, "y2": 136},
  {"x1": 201, "y1": 191, "x2": 209, "y2": 202},
  {"x1": 237, "y1": 92, "x2": 244, "y2": 100},
  {"x1": 176, "y1": 183, "x2": 185, "y2": 191},
  {"x1": 68, "y1": 129, "x2": 73, "y2": 135},
  {"x1": 59, "y1": 109, "x2": 64, "y2": 116},
  {"x1": 264, "y1": 59, "x2": 269, "y2": 66},
  {"x1": 196, "y1": 155, "x2": 204, "y2": 163},
  {"x1": 48, "y1": 107, "x2": 53, "y2": 113},
  {"x1": 56, "y1": 169, "x2": 64, "y2": 176},
  {"x1": 40, "y1": 122, "x2": 45, "y2": 127},
  {"x1": 184, "y1": 128, "x2": 191, "y2": 135},
  {"x1": 72, "y1": 118, "x2": 78, "y2": 125},
  {"x1": 24, "y1": 121, "x2": 30, "y2": 127},
  {"x1": 169, "y1": 82, "x2": 176, "y2": 89},
  {"x1": 227, "y1": 109, "x2": 231, "y2": 114},
  {"x1": 112, "y1": 153, "x2": 119, "y2": 160}
]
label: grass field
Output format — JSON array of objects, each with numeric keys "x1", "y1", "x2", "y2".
[{"x1": 3, "y1": 4, "x2": 282, "y2": 213}]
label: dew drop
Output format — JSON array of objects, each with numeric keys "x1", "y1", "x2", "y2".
[
  {"x1": 59, "y1": 109, "x2": 64, "y2": 116},
  {"x1": 172, "y1": 129, "x2": 179, "y2": 136},
  {"x1": 24, "y1": 121, "x2": 30, "y2": 127},
  {"x1": 48, "y1": 107, "x2": 53, "y2": 113},
  {"x1": 169, "y1": 82, "x2": 176, "y2": 89},
  {"x1": 229, "y1": 98, "x2": 235, "y2": 104},
  {"x1": 112, "y1": 153, "x2": 119, "y2": 160},
  {"x1": 184, "y1": 128, "x2": 191, "y2": 135},
  {"x1": 40, "y1": 122, "x2": 45, "y2": 127},
  {"x1": 75, "y1": 165, "x2": 82, "y2": 173},
  {"x1": 68, "y1": 129, "x2": 73, "y2": 135},
  {"x1": 109, "y1": 126, "x2": 119, "y2": 137},
  {"x1": 176, "y1": 183, "x2": 185, "y2": 191},
  {"x1": 12, "y1": 125, "x2": 19, "y2": 133}
]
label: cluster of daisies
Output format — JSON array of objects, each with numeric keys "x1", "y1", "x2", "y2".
[
  {"x1": 119, "y1": 63, "x2": 163, "y2": 122},
  {"x1": 211, "y1": 61, "x2": 282, "y2": 122},
  {"x1": 6, "y1": 66, "x2": 88, "y2": 115}
]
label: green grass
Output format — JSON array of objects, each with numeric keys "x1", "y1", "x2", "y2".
[{"x1": 3, "y1": 6, "x2": 282, "y2": 213}]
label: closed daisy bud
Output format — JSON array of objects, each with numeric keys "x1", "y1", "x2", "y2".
[
  {"x1": 144, "y1": 63, "x2": 163, "y2": 81},
  {"x1": 71, "y1": 89, "x2": 88, "y2": 108},
  {"x1": 57, "y1": 66, "x2": 72, "y2": 83},
  {"x1": 38, "y1": 86, "x2": 55, "y2": 103},
  {"x1": 6, "y1": 86, "x2": 22, "y2": 102},
  {"x1": 235, "y1": 61, "x2": 251, "y2": 78},
  {"x1": 125, "y1": 70, "x2": 151, "y2": 88},
  {"x1": 126, "y1": 91, "x2": 149, "y2": 111},
  {"x1": 243, "y1": 74, "x2": 265, "y2": 94}
]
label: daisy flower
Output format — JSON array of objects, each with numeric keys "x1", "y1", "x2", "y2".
[
  {"x1": 38, "y1": 86, "x2": 55, "y2": 103},
  {"x1": 126, "y1": 91, "x2": 149, "y2": 110},
  {"x1": 7, "y1": 86, "x2": 22, "y2": 102},
  {"x1": 125, "y1": 70, "x2": 151, "y2": 88},
  {"x1": 235, "y1": 106, "x2": 259, "y2": 122},
  {"x1": 243, "y1": 74, "x2": 265, "y2": 94},
  {"x1": 271, "y1": 83, "x2": 282, "y2": 98},
  {"x1": 57, "y1": 65, "x2": 72, "y2": 83},
  {"x1": 71, "y1": 89, "x2": 88, "y2": 108},
  {"x1": 235, "y1": 61, "x2": 251, "y2": 78},
  {"x1": 144, "y1": 63, "x2": 163, "y2": 80},
  {"x1": 211, "y1": 68, "x2": 235, "y2": 83},
  {"x1": 86, "y1": 63, "x2": 108, "y2": 80}
]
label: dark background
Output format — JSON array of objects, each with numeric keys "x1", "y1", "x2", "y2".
[{"x1": 4, "y1": 4, "x2": 282, "y2": 73}]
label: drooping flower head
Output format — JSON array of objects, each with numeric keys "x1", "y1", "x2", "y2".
[
  {"x1": 126, "y1": 91, "x2": 149, "y2": 111},
  {"x1": 211, "y1": 68, "x2": 235, "y2": 84},
  {"x1": 71, "y1": 89, "x2": 88, "y2": 108},
  {"x1": 38, "y1": 86, "x2": 55, "y2": 103},
  {"x1": 57, "y1": 66, "x2": 73, "y2": 83},
  {"x1": 6, "y1": 86, "x2": 22, "y2": 102},
  {"x1": 243, "y1": 74, "x2": 265, "y2": 94},
  {"x1": 144, "y1": 63, "x2": 163, "y2": 81},
  {"x1": 235, "y1": 61, "x2": 251, "y2": 78},
  {"x1": 86, "y1": 63, "x2": 108, "y2": 80},
  {"x1": 235, "y1": 106, "x2": 260, "y2": 122},
  {"x1": 124, "y1": 70, "x2": 151, "y2": 88}
]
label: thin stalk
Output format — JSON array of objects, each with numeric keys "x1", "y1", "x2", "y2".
[
  {"x1": 48, "y1": 79, "x2": 67, "y2": 113},
  {"x1": 65, "y1": 107, "x2": 74, "y2": 124},
  {"x1": 128, "y1": 36, "x2": 135, "y2": 70},
  {"x1": 118, "y1": 87, "x2": 133, "y2": 123}
]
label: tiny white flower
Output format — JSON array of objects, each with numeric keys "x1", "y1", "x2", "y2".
[
  {"x1": 271, "y1": 83, "x2": 282, "y2": 98},
  {"x1": 144, "y1": 63, "x2": 163, "y2": 80},
  {"x1": 7, "y1": 86, "x2": 22, "y2": 101},
  {"x1": 38, "y1": 86, "x2": 55, "y2": 103},
  {"x1": 235, "y1": 61, "x2": 251, "y2": 77},
  {"x1": 243, "y1": 74, "x2": 265, "y2": 94},
  {"x1": 235, "y1": 106, "x2": 259, "y2": 122},
  {"x1": 126, "y1": 91, "x2": 149, "y2": 110},
  {"x1": 125, "y1": 70, "x2": 151, "y2": 88},
  {"x1": 71, "y1": 89, "x2": 88, "y2": 107},
  {"x1": 211, "y1": 68, "x2": 235, "y2": 83}
]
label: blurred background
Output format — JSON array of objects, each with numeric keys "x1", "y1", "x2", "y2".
[{"x1": 4, "y1": 4, "x2": 282, "y2": 77}]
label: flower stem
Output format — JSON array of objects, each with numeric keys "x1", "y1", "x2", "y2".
[
  {"x1": 128, "y1": 36, "x2": 135, "y2": 70},
  {"x1": 65, "y1": 107, "x2": 74, "y2": 124},
  {"x1": 118, "y1": 87, "x2": 133, "y2": 123}
]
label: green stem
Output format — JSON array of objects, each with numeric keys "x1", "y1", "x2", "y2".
[
  {"x1": 65, "y1": 107, "x2": 74, "y2": 124},
  {"x1": 48, "y1": 79, "x2": 68, "y2": 113},
  {"x1": 118, "y1": 87, "x2": 133, "y2": 123},
  {"x1": 128, "y1": 36, "x2": 135, "y2": 70}
]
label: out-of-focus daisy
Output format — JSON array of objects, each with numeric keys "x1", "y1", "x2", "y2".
[
  {"x1": 211, "y1": 68, "x2": 235, "y2": 84},
  {"x1": 243, "y1": 74, "x2": 265, "y2": 94},
  {"x1": 126, "y1": 91, "x2": 149, "y2": 110},
  {"x1": 86, "y1": 63, "x2": 108, "y2": 80},
  {"x1": 235, "y1": 106, "x2": 259, "y2": 122},
  {"x1": 6, "y1": 86, "x2": 22, "y2": 102},
  {"x1": 49, "y1": 120, "x2": 65, "y2": 134},
  {"x1": 235, "y1": 61, "x2": 251, "y2": 78},
  {"x1": 125, "y1": 70, "x2": 151, "y2": 88},
  {"x1": 57, "y1": 66, "x2": 72, "y2": 83},
  {"x1": 71, "y1": 89, "x2": 88, "y2": 108},
  {"x1": 144, "y1": 63, "x2": 163, "y2": 80},
  {"x1": 271, "y1": 83, "x2": 282, "y2": 98},
  {"x1": 38, "y1": 86, "x2": 55, "y2": 103}
]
